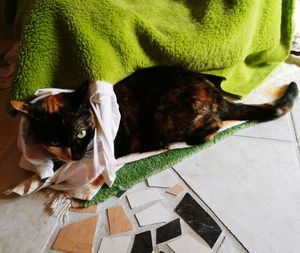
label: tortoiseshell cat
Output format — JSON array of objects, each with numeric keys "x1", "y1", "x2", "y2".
[{"x1": 11, "y1": 66, "x2": 298, "y2": 161}]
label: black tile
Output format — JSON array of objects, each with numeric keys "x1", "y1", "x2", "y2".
[
  {"x1": 115, "y1": 189, "x2": 127, "y2": 198},
  {"x1": 175, "y1": 193, "x2": 222, "y2": 248},
  {"x1": 130, "y1": 231, "x2": 153, "y2": 253},
  {"x1": 156, "y1": 218, "x2": 182, "y2": 244}
]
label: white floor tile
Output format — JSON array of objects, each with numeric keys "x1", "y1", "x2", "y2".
[
  {"x1": 236, "y1": 114, "x2": 294, "y2": 141},
  {"x1": 126, "y1": 188, "x2": 162, "y2": 209},
  {"x1": 291, "y1": 100, "x2": 300, "y2": 142},
  {"x1": 174, "y1": 136, "x2": 300, "y2": 253},
  {"x1": 167, "y1": 234, "x2": 212, "y2": 253},
  {"x1": 135, "y1": 202, "x2": 171, "y2": 226},
  {"x1": 218, "y1": 234, "x2": 248, "y2": 253},
  {"x1": 98, "y1": 236, "x2": 131, "y2": 253},
  {"x1": 0, "y1": 193, "x2": 57, "y2": 253},
  {"x1": 147, "y1": 169, "x2": 177, "y2": 188}
]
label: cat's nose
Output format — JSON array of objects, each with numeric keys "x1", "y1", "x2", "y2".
[
  {"x1": 71, "y1": 153, "x2": 83, "y2": 161},
  {"x1": 70, "y1": 147, "x2": 84, "y2": 161}
]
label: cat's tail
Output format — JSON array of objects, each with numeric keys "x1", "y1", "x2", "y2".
[{"x1": 222, "y1": 82, "x2": 299, "y2": 121}]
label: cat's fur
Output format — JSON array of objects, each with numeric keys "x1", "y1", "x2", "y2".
[
  {"x1": 11, "y1": 66, "x2": 299, "y2": 161},
  {"x1": 12, "y1": 82, "x2": 95, "y2": 161}
]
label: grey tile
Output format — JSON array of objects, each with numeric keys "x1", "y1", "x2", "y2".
[
  {"x1": 235, "y1": 114, "x2": 294, "y2": 141},
  {"x1": 174, "y1": 136, "x2": 300, "y2": 253},
  {"x1": 0, "y1": 193, "x2": 58, "y2": 253}
]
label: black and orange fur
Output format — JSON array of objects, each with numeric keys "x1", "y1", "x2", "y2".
[
  {"x1": 11, "y1": 66, "x2": 298, "y2": 161},
  {"x1": 113, "y1": 66, "x2": 298, "y2": 157}
]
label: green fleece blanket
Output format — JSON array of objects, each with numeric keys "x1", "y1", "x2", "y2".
[
  {"x1": 10, "y1": 0, "x2": 294, "y2": 100},
  {"x1": 6, "y1": 0, "x2": 294, "y2": 206}
]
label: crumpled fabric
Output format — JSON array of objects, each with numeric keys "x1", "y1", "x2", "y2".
[{"x1": 9, "y1": 81, "x2": 121, "y2": 200}]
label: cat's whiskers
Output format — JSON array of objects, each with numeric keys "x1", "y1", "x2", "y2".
[{"x1": 86, "y1": 139, "x2": 94, "y2": 152}]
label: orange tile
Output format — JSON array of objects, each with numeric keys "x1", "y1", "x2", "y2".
[
  {"x1": 107, "y1": 205, "x2": 133, "y2": 235},
  {"x1": 70, "y1": 205, "x2": 98, "y2": 213},
  {"x1": 166, "y1": 184, "x2": 184, "y2": 196},
  {"x1": 51, "y1": 215, "x2": 98, "y2": 253}
]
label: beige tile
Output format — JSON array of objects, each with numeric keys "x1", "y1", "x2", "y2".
[
  {"x1": 107, "y1": 205, "x2": 133, "y2": 235},
  {"x1": 174, "y1": 136, "x2": 300, "y2": 253},
  {"x1": 236, "y1": 115, "x2": 294, "y2": 141},
  {"x1": 51, "y1": 215, "x2": 98, "y2": 253},
  {"x1": 0, "y1": 193, "x2": 57, "y2": 253},
  {"x1": 98, "y1": 236, "x2": 131, "y2": 253},
  {"x1": 126, "y1": 188, "x2": 162, "y2": 209},
  {"x1": 147, "y1": 169, "x2": 177, "y2": 188},
  {"x1": 167, "y1": 234, "x2": 212, "y2": 253},
  {"x1": 70, "y1": 204, "x2": 98, "y2": 213},
  {"x1": 166, "y1": 184, "x2": 184, "y2": 196},
  {"x1": 135, "y1": 202, "x2": 171, "y2": 227}
]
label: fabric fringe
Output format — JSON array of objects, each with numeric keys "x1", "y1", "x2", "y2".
[{"x1": 45, "y1": 191, "x2": 72, "y2": 223}]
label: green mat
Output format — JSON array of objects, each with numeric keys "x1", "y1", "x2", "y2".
[
  {"x1": 83, "y1": 121, "x2": 254, "y2": 207},
  {"x1": 8, "y1": 0, "x2": 294, "y2": 100}
]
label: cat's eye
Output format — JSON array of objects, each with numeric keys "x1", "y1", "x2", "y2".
[
  {"x1": 77, "y1": 130, "x2": 87, "y2": 139},
  {"x1": 50, "y1": 140, "x2": 60, "y2": 146}
]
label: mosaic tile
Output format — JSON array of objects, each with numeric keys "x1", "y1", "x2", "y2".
[
  {"x1": 156, "y1": 218, "x2": 182, "y2": 244},
  {"x1": 126, "y1": 188, "x2": 162, "y2": 208},
  {"x1": 147, "y1": 169, "x2": 177, "y2": 188},
  {"x1": 135, "y1": 202, "x2": 171, "y2": 226},
  {"x1": 107, "y1": 205, "x2": 134, "y2": 235},
  {"x1": 115, "y1": 189, "x2": 127, "y2": 198},
  {"x1": 166, "y1": 184, "x2": 184, "y2": 196},
  {"x1": 167, "y1": 234, "x2": 213, "y2": 253},
  {"x1": 70, "y1": 205, "x2": 97, "y2": 213},
  {"x1": 175, "y1": 193, "x2": 222, "y2": 248},
  {"x1": 98, "y1": 236, "x2": 131, "y2": 253},
  {"x1": 51, "y1": 215, "x2": 98, "y2": 253},
  {"x1": 130, "y1": 231, "x2": 153, "y2": 253}
]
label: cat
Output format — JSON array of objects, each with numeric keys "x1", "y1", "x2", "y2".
[{"x1": 11, "y1": 66, "x2": 299, "y2": 161}]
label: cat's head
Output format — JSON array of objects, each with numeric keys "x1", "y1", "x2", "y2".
[{"x1": 11, "y1": 81, "x2": 96, "y2": 161}]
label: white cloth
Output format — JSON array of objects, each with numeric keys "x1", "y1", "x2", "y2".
[{"x1": 15, "y1": 81, "x2": 121, "y2": 200}]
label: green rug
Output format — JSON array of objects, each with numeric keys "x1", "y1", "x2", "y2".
[{"x1": 83, "y1": 121, "x2": 254, "y2": 207}]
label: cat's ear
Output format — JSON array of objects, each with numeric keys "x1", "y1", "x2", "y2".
[
  {"x1": 11, "y1": 100, "x2": 30, "y2": 114},
  {"x1": 72, "y1": 80, "x2": 91, "y2": 108}
]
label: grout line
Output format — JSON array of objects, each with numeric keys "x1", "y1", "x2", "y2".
[
  {"x1": 170, "y1": 166, "x2": 249, "y2": 253},
  {"x1": 234, "y1": 134, "x2": 295, "y2": 144}
]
